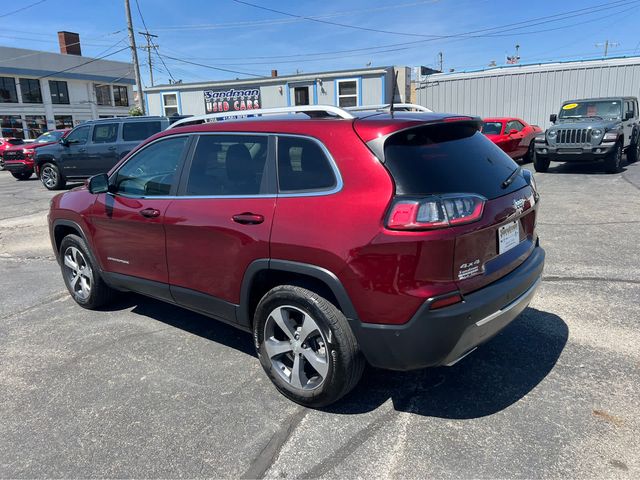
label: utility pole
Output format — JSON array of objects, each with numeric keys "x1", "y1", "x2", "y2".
[
  {"x1": 596, "y1": 40, "x2": 619, "y2": 57},
  {"x1": 125, "y1": 0, "x2": 145, "y2": 114},
  {"x1": 139, "y1": 30, "x2": 158, "y2": 87},
  {"x1": 438, "y1": 52, "x2": 443, "y2": 72}
]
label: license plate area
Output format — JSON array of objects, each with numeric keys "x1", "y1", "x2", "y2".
[{"x1": 498, "y1": 221, "x2": 520, "y2": 255}]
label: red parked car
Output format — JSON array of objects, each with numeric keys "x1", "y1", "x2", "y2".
[
  {"x1": 0, "y1": 137, "x2": 25, "y2": 170},
  {"x1": 482, "y1": 117, "x2": 542, "y2": 163},
  {"x1": 48, "y1": 105, "x2": 544, "y2": 407},
  {"x1": 2, "y1": 129, "x2": 70, "y2": 180}
]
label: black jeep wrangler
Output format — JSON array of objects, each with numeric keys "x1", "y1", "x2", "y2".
[{"x1": 534, "y1": 97, "x2": 639, "y2": 173}]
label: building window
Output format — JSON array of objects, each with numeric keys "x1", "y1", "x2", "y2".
[
  {"x1": 162, "y1": 93, "x2": 179, "y2": 116},
  {"x1": 113, "y1": 86, "x2": 129, "y2": 107},
  {"x1": 336, "y1": 79, "x2": 358, "y2": 107},
  {"x1": 0, "y1": 77, "x2": 18, "y2": 103},
  {"x1": 19, "y1": 78, "x2": 42, "y2": 103},
  {"x1": 294, "y1": 86, "x2": 310, "y2": 106},
  {"x1": 25, "y1": 115, "x2": 47, "y2": 138},
  {"x1": 49, "y1": 80, "x2": 69, "y2": 104},
  {"x1": 54, "y1": 115, "x2": 73, "y2": 129},
  {"x1": 95, "y1": 84, "x2": 111, "y2": 106},
  {"x1": 1, "y1": 115, "x2": 24, "y2": 139}
]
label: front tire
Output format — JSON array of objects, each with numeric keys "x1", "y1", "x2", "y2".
[
  {"x1": 533, "y1": 152, "x2": 550, "y2": 172},
  {"x1": 604, "y1": 142, "x2": 623, "y2": 173},
  {"x1": 11, "y1": 171, "x2": 32, "y2": 181},
  {"x1": 40, "y1": 163, "x2": 66, "y2": 190},
  {"x1": 59, "y1": 234, "x2": 115, "y2": 309},
  {"x1": 254, "y1": 286, "x2": 364, "y2": 408},
  {"x1": 522, "y1": 142, "x2": 534, "y2": 164}
]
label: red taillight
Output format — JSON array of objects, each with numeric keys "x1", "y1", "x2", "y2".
[
  {"x1": 430, "y1": 293, "x2": 463, "y2": 310},
  {"x1": 386, "y1": 193, "x2": 486, "y2": 230}
]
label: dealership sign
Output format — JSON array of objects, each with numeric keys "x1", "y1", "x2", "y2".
[{"x1": 204, "y1": 88, "x2": 261, "y2": 114}]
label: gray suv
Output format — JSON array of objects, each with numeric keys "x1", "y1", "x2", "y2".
[
  {"x1": 35, "y1": 117, "x2": 170, "y2": 190},
  {"x1": 534, "y1": 96, "x2": 639, "y2": 173}
]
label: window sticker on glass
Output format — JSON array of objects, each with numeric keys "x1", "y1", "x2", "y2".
[{"x1": 562, "y1": 103, "x2": 579, "y2": 110}]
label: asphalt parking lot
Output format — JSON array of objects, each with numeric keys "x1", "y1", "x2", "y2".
[{"x1": 1, "y1": 161, "x2": 639, "y2": 479}]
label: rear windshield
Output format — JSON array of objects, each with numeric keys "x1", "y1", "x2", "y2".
[
  {"x1": 122, "y1": 121, "x2": 163, "y2": 142},
  {"x1": 383, "y1": 123, "x2": 527, "y2": 199}
]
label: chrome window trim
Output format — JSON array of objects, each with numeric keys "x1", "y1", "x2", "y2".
[{"x1": 108, "y1": 131, "x2": 343, "y2": 200}]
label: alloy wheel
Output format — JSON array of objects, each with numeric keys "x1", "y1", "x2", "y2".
[
  {"x1": 63, "y1": 246, "x2": 93, "y2": 300},
  {"x1": 264, "y1": 305, "x2": 330, "y2": 391},
  {"x1": 41, "y1": 166, "x2": 57, "y2": 188}
]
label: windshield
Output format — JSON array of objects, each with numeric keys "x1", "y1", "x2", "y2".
[
  {"x1": 34, "y1": 131, "x2": 64, "y2": 143},
  {"x1": 481, "y1": 122, "x2": 503, "y2": 135},
  {"x1": 558, "y1": 100, "x2": 622, "y2": 120}
]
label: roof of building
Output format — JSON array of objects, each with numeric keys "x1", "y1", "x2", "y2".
[
  {"x1": 0, "y1": 46, "x2": 135, "y2": 84},
  {"x1": 144, "y1": 66, "x2": 394, "y2": 92}
]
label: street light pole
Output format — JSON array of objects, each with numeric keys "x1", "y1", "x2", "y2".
[{"x1": 125, "y1": 0, "x2": 146, "y2": 114}]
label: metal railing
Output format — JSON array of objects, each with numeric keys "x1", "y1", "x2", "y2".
[
  {"x1": 345, "y1": 103, "x2": 432, "y2": 112},
  {"x1": 168, "y1": 105, "x2": 354, "y2": 129}
]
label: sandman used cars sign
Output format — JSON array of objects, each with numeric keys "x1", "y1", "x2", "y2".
[{"x1": 204, "y1": 88, "x2": 261, "y2": 114}]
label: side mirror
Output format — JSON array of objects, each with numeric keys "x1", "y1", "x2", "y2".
[
  {"x1": 59, "y1": 137, "x2": 68, "y2": 146},
  {"x1": 549, "y1": 114, "x2": 557, "y2": 123},
  {"x1": 88, "y1": 173, "x2": 109, "y2": 194},
  {"x1": 625, "y1": 111, "x2": 634, "y2": 120},
  {"x1": 508, "y1": 129, "x2": 519, "y2": 135}
]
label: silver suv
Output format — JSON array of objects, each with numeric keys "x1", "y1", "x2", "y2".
[{"x1": 534, "y1": 97, "x2": 639, "y2": 173}]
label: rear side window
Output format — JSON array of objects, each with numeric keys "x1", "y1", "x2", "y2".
[
  {"x1": 184, "y1": 134, "x2": 269, "y2": 196},
  {"x1": 92, "y1": 123, "x2": 118, "y2": 143},
  {"x1": 123, "y1": 121, "x2": 163, "y2": 141},
  {"x1": 383, "y1": 124, "x2": 527, "y2": 200},
  {"x1": 277, "y1": 136, "x2": 336, "y2": 192}
]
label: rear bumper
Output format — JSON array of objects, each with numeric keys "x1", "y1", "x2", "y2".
[
  {"x1": 349, "y1": 246, "x2": 545, "y2": 371},
  {"x1": 535, "y1": 142, "x2": 615, "y2": 162},
  {"x1": 3, "y1": 160, "x2": 34, "y2": 173}
]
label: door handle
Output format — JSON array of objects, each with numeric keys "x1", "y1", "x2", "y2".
[
  {"x1": 107, "y1": 146, "x2": 117, "y2": 151},
  {"x1": 232, "y1": 212, "x2": 264, "y2": 225},
  {"x1": 140, "y1": 208, "x2": 161, "y2": 218},
  {"x1": 78, "y1": 148, "x2": 86, "y2": 153}
]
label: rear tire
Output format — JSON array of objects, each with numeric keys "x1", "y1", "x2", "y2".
[
  {"x1": 604, "y1": 142, "x2": 623, "y2": 173},
  {"x1": 11, "y1": 171, "x2": 32, "y2": 181},
  {"x1": 59, "y1": 234, "x2": 115, "y2": 309},
  {"x1": 254, "y1": 285, "x2": 365, "y2": 408},
  {"x1": 41, "y1": 163, "x2": 65, "y2": 190},
  {"x1": 533, "y1": 152, "x2": 550, "y2": 172},
  {"x1": 627, "y1": 138, "x2": 639, "y2": 163}
]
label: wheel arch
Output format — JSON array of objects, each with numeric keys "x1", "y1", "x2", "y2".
[{"x1": 238, "y1": 259, "x2": 359, "y2": 328}]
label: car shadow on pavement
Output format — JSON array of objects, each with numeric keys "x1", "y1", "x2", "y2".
[
  {"x1": 328, "y1": 307, "x2": 568, "y2": 419},
  {"x1": 547, "y1": 159, "x2": 628, "y2": 175}
]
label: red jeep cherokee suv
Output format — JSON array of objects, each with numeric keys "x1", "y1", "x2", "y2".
[{"x1": 48, "y1": 105, "x2": 544, "y2": 407}]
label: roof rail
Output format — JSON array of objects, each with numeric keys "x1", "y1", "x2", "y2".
[
  {"x1": 345, "y1": 103, "x2": 432, "y2": 112},
  {"x1": 167, "y1": 105, "x2": 354, "y2": 129}
]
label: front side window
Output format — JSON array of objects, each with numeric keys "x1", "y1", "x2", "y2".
[
  {"x1": 185, "y1": 134, "x2": 269, "y2": 196},
  {"x1": 277, "y1": 136, "x2": 336, "y2": 192},
  {"x1": 20, "y1": 79, "x2": 42, "y2": 103},
  {"x1": 54, "y1": 115, "x2": 73, "y2": 129},
  {"x1": 66, "y1": 125, "x2": 90, "y2": 145},
  {"x1": 49, "y1": 80, "x2": 69, "y2": 104},
  {"x1": 122, "y1": 121, "x2": 162, "y2": 141},
  {"x1": 163, "y1": 93, "x2": 179, "y2": 116},
  {"x1": 95, "y1": 84, "x2": 111, "y2": 106},
  {"x1": 0, "y1": 77, "x2": 18, "y2": 103},
  {"x1": 92, "y1": 123, "x2": 118, "y2": 143},
  {"x1": 337, "y1": 79, "x2": 358, "y2": 107},
  {"x1": 113, "y1": 86, "x2": 129, "y2": 106},
  {"x1": 505, "y1": 120, "x2": 524, "y2": 132},
  {"x1": 113, "y1": 136, "x2": 188, "y2": 196}
]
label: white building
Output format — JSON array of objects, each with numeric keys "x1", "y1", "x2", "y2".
[{"x1": 0, "y1": 32, "x2": 135, "y2": 139}]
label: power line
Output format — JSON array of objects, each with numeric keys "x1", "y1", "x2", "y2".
[
  {"x1": 0, "y1": 0, "x2": 47, "y2": 19},
  {"x1": 134, "y1": 0, "x2": 176, "y2": 83},
  {"x1": 160, "y1": 54, "x2": 265, "y2": 78},
  {"x1": 38, "y1": 45, "x2": 129, "y2": 80}
]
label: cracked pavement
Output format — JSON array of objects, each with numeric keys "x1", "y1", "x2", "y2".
[{"x1": 1, "y1": 160, "x2": 639, "y2": 478}]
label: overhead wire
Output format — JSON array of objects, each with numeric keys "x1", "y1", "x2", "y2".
[{"x1": 133, "y1": 0, "x2": 177, "y2": 83}]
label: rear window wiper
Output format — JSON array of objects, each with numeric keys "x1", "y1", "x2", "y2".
[{"x1": 501, "y1": 166, "x2": 521, "y2": 189}]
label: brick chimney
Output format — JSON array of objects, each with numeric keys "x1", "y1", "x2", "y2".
[
  {"x1": 271, "y1": 69, "x2": 278, "y2": 77},
  {"x1": 58, "y1": 31, "x2": 82, "y2": 56}
]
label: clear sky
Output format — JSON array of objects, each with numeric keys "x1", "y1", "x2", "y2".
[{"x1": 2, "y1": 0, "x2": 640, "y2": 86}]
